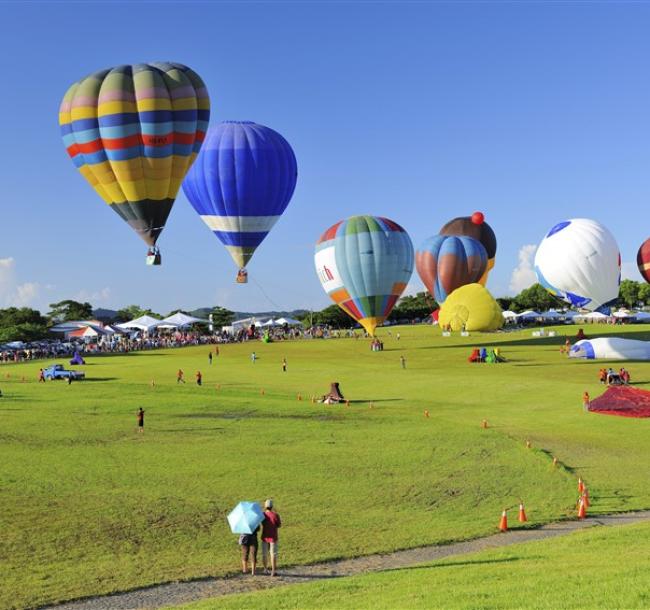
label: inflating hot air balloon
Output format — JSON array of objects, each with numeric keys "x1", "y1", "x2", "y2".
[
  {"x1": 182, "y1": 121, "x2": 297, "y2": 282},
  {"x1": 637, "y1": 238, "x2": 650, "y2": 283},
  {"x1": 59, "y1": 63, "x2": 210, "y2": 264},
  {"x1": 438, "y1": 283, "x2": 503, "y2": 332},
  {"x1": 439, "y1": 212, "x2": 497, "y2": 284},
  {"x1": 314, "y1": 215, "x2": 414, "y2": 335},
  {"x1": 416, "y1": 235, "x2": 487, "y2": 303},
  {"x1": 534, "y1": 219, "x2": 620, "y2": 311}
]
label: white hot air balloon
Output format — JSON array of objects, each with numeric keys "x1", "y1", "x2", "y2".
[{"x1": 534, "y1": 218, "x2": 620, "y2": 311}]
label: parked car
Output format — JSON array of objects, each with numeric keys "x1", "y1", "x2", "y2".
[{"x1": 43, "y1": 364, "x2": 85, "y2": 381}]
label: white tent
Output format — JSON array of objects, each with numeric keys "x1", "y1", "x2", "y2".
[
  {"x1": 117, "y1": 315, "x2": 162, "y2": 332},
  {"x1": 575, "y1": 311, "x2": 608, "y2": 321},
  {"x1": 275, "y1": 317, "x2": 303, "y2": 326},
  {"x1": 260, "y1": 318, "x2": 280, "y2": 327},
  {"x1": 541, "y1": 310, "x2": 562, "y2": 320},
  {"x1": 157, "y1": 312, "x2": 209, "y2": 329},
  {"x1": 502, "y1": 310, "x2": 518, "y2": 319},
  {"x1": 517, "y1": 310, "x2": 542, "y2": 319}
]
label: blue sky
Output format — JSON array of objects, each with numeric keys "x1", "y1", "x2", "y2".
[{"x1": 1, "y1": 1, "x2": 649, "y2": 314}]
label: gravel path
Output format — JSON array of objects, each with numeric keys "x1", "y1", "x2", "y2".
[{"x1": 43, "y1": 510, "x2": 650, "y2": 610}]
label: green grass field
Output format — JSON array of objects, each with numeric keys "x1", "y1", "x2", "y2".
[
  {"x1": 2, "y1": 323, "x2": 650, "y2": 609},
  {"x1": 179, "y1": 521, "x2": 650, "y2": 610}
]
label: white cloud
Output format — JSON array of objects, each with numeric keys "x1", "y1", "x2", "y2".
[
  {"x1": 74, "y1": 287, "x2": 111, "y2": 304},
  {"x1": 0, "y1": 257, "x2": 41, "y2": 308},
  {"x1": 509, "y1": 244, "x2": 538, "y2": 294}
]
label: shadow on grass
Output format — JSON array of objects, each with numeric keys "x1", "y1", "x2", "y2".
[
  {"x1": 389, "y1": 557, "x2": 523, "y2": 573},
  {"x1": 82, "y1": 377, "x2": 119, "y2": 382}
]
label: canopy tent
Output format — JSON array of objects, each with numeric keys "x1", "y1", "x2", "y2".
[
  {"x1": 575, "y1": 311, "x2": 608, "y2": 321},
  {"x1": 68, "y1": 326, "x2": 108, "y2": 338},
  {"x1": 275, "y1": 317, "x2": 303, "y2": 326},
  {"x1": 502, "y1": 310, "x2": 518, "y2": 319},
  {"x1": 517, "y1": 310, "x2": 542, "y2": 319},
  {"x1": 260, "y1": 319, "x2": 279, "y2": 327},
  {"x1": 51, "y1": 320, "x2": 106, "y2": 333},
  {"x1": 612, "y1": 309, "x2": 633, "y2": 319},
  {"x1": 157, "y1": 312, "x2": 209, "y2": 329},
  {"x1": 540, "y1": 310, "x2": 562, "y2": 320},
  {"x1": 117, "y1": 315, "x2": 162, "y2": 332},
  {"x1": 562, "y1": 310, "x2": 579, "y2": 319}
]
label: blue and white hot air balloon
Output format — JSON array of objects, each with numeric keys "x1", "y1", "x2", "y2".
[
  {"x1": 182, "y1": 121, "x2": 297, "y2": 282},
  {"x1": 534, "y1": 218, "x2": 620, "y2": 312}
]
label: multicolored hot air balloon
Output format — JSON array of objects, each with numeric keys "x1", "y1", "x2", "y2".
[
  {"x1": 182, "y1": 121, "x2": 297, "y2": 282},
  {"x1": 439, "y1": 212, "x2": 497, "y2": 284},
  {"x1": 314, "y1": 215, "x2": 414, "y2": 336},
  {"x1": 59, "y1": 62, "x2": 210, "y2": 264},
  {"x1": 416, "y1": 235, "x2": 487, "y2": 303},
  {"x1": 637, "y1": 238, "x2": 650, "y2": 283},
  {"x1": 534, "y1": 218, "x2": 621, "y2": 311}
]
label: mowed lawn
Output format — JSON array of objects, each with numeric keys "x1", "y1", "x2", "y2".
[
  {"x1": 181, "y1": 520, "x2": 650, "y2": 610},
  {"x1": 1, "y1": 324, "x2": 650, "y2": 608}
]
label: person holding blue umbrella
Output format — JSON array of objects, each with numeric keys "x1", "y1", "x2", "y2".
[{"x1": 227, "y1": 501, "x2": 265, "y2": 575}]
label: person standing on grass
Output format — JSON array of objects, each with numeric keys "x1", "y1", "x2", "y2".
[
  {"x1": 137, "y1": 407, "x2": 145, "y2": 433},
  {"x1": 177, "y1": 369, "x2": 185, "y2": 384},
  {"x1": 400, "y1": 355, "x2": 406, "y2": 369},
  {"x1": 196, "y1": 370, "x2": 202, "y2": 386},
  {"x1": 38, "y1": 368, "x2": 45, "y2": 382},
  {"x1": 282, "y1": 357, "x2": 287, "y2": 372},
  {"x1": 261, "y1": 499, "x2": 281, "y2": 576},
  {"x1": 251, "y1": 352, "x2": 257, "y2": 364},
  {"x1": 215, "y1": 345, "x2": 220, "y2": 357},
  {"x1": 208, "y1": 352, "x2": 213, "y2": 365},
  {"x1": 239, "y1": 524, "x2": 260, "y2": 575}
]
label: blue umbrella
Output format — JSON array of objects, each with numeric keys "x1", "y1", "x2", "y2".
[{"x1": 227, "y1": 501, "x2": 264, "y2": 534}]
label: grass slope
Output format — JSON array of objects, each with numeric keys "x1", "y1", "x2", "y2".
[
  {"x1": 1, "y1": 324, "x2": 649, "y2": 608},
  {"x1": 180, "y1": 520, "x2": 650, "y2": 610}
]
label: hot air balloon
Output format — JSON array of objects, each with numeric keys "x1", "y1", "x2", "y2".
[
  {"x1": 439, "y1": 211, "x2": 497, "y2": 284},
  {"x1": 416, "y1": 235, "x2": 487, "y2": 303},
  {"x1": 534, "y1": 219, "x2": 620, "y2": 311},
  {"x1": 59, "y1": 62, "x2": 210, "y2": 264},
  {"x1": 438, "y1": 283, "x2": 503, "y2": 332},
  {"x1": 182, "y1": 121, "x2": 297, "y2": 282},
  {"x1": 637, "y1": 238, "x2": 650, "y2": 283},
  {"x1": 314, "y1": 215, "x2": 414, "y2": 335}
]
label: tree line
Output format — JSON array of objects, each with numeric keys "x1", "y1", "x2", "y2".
[{"x1": 1, "y1": 280, "x2": 649, "y2": 341}]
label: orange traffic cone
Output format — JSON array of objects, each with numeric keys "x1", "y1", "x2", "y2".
[
  {"x1": 499, "y1": 509, "x2": 508, "y2": 532},
  {"x1": 424, "y1": 410, "x2": 430, "y2": 418},
  {"x1": 481, "y1": 419, "x2": 488, "y2": 429},
  {"x1": 297, "y1": 393, "x2": 302, "y2": 401},
  {"x1": 577, "y1": 498, "x2": 586, "y2": 519},
  {"x1": 150, "y1": 379, "x2": 155, "y2": 388},
  {"x1": 582, "y1": 488, "x2": 590, "y2": 508},
  {"x1": 518, "y1": 502, "x2": 528, "y2": 522},
  {"x1": 345, "y1": 399, "x2": 350, "y2": 407},
  {"x1": 525, "y1": 439, "x2": 531, "y2": 449},
  {"x1": 578, "y1": 477, "x2": 584, "y2": 493}
]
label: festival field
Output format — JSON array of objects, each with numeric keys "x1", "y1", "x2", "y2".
[{"x1": 3, "y1": 323, "x2": 650, "y2": 608}]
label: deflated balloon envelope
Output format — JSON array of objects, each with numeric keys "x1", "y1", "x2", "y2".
[
  {"x1": 314, "y1": 215, "x2": 414, "y2": 336},
  {"x1": 416, "y1": 235, "x2": 487, "y2": 303},
  {"x1": 59, "y1": 62, "x2": 210, "y2": 251},
  {"x1": 182, "y1": 121, "x2": 297, "y2": 276},
  {"x1": 534, "y1": 218, "x2": 620, "y2": 311},
  {"x1": 438, "y1": 283, "x2": 503, "y2": 332}
]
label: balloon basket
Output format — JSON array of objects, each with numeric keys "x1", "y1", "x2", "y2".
[
  {"x1": 146, "y1": 248, "x2": 161, "y2": 266},
  {"x1": 236, "y1": 269, "x2": 248, "y2": 284}
]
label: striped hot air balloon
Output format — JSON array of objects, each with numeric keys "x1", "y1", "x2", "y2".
[
  {"x1": 314, "y1": 215, "x2": 414, "y2": 336},
  {"x1": 637, "y1": 238, "x2": 650, "y2": 284},
  {"x1": 59, "y1": 62, "x2": 210, "y2": 264},
  {"x1": 416, "y1": 235, "x2": 487, "y2": 304},
  {"x1": 182, "y1": 121, "x2": 297, "y2": 282}
]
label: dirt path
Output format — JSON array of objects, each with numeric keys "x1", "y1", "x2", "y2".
[{"x1": 44, "y1": 510, "x2": 650, "y2": 610}]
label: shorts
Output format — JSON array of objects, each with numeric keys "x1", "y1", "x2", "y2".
[
  {"x1": 262, "y1": 540, "x2": 279, "y2": 559},
  {"x1": 241, "y1": 543, "x2": 258, "y2": 562}
]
